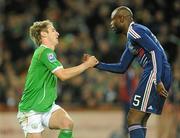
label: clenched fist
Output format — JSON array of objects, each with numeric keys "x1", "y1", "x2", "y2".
[{"x1": 83, "y1": 54, "x2": 99, "y2": 68}]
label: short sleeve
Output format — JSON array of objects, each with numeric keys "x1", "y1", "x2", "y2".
[{"x1": 40, "y1": 48, "x2": 63, "y2": 73}]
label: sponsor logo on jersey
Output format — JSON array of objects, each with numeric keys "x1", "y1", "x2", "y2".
[{"x1": 48, "y1": 53, "x2": 56, "y2": 62}]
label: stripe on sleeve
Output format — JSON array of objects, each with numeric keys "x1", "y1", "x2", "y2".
[
  {"x1": 52, "y1": 66, "x2": 63, "y2": 73},
  {"x1": 128, "y1": 26, "x2": 141, "y2": 39},
  {"x1": 128, "y1": 31, "x2": 138, "y2": 39}
]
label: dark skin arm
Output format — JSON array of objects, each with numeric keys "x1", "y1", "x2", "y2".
[
  {"x1": 156, "y1": 82, "x2": 168, "y2": 98},
  {"x1": 83, "y1": 54, "x2": 168, "y2": 98}
]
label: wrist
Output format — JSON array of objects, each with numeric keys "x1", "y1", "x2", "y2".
[
  {"x1": 156, "y1": 80, "x2": 162, "y2": 85},
  {"x1": 82, "y1": 62, "x2": 90, "y2": 69},
  {"x1": 94, "y1": 62, "x2": 100, "y2": 68}
]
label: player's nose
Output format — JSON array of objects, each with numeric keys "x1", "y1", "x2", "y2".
[{"x1": 57, "y1": 32, "x2": 60, "y2": 37}]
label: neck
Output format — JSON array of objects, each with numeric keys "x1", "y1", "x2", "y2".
[
  {"x1": 121, "y1": 27, "x2": 128, "y2": 35},
  {"x1": 41, "y1": 41, "x2": 55, "y2": 50},
  {"x1": 124, "y1": 20, "x2": 133, "y2": 35}
]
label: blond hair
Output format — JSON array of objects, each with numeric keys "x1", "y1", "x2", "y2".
[{"x1": 29, "y1": 20, "x2": 53, "y2": 46}]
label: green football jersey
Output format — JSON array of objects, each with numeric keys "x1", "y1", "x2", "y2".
[{"x1": 19, "y1": 45, "x2": 63, "y2": 112}]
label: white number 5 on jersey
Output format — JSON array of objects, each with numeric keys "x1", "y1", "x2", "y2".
[{"x1": 133, "y1": 95, "x2": 141, "y2": 106}]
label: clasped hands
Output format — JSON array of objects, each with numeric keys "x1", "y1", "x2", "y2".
[{"x1": 82, "y1": 54, "x2": 99, "y2": 68}]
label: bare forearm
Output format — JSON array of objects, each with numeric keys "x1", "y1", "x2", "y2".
[{"x1": 54, "y1": 63, "x2": 88, "y2": 81}]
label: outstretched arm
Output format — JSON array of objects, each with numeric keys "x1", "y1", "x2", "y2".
[
  {"x1": 95, "y1": 47, "x2": 135, "y2": 74},
  {"x1": 54, "y1": 56, "x2": 98, "y2": 81}
]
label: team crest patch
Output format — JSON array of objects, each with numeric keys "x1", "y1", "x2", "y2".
[
  {"x1": 48, "y1": 53, "x2": 56, "y2": 62},
  {"x1": 31, "y1": 123, "x2": 38, "y2": 129}
]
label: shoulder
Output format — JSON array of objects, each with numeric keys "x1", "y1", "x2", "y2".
[
  {"x1": 133, "y1": 23, "x2": 149, "y2": 32},
  {"x1": 127, "y1": 22, "x2": 149, "y2": 40},
  {"x1": 36, "y1": 47, "x2": 55, "y2": 60}
]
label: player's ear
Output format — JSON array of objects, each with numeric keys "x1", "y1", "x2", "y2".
[{"x1": 40, "y1": 31, "x2": 47, "y2": 38}]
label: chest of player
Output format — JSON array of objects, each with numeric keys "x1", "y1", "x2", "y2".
[{"x1": 127, "y1": 41, "x2": 146, "y2": 57}]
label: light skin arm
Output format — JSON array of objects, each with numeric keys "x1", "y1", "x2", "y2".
[{"x1": 54, "y1": 56, "x2": 98, "y2": 81}]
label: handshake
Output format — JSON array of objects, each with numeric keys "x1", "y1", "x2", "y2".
[{"x1": 82, "y1": 54, "x2": 99, "y2": 68}]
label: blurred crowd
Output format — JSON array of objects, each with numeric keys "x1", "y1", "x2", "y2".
[
  {"x1": 0, "y1": 0, "x2": 179, "y2": 111},
  {"x1": 0, "y1": 0, "x2": 180, "y2": 137}
]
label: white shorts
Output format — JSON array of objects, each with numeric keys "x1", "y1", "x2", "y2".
[{"x1": 17, "y1": 104, "x2": 61, "y2": 137}]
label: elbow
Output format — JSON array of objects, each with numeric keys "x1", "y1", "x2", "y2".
[
  {"x1": 117, "y1": 66, "x2": 127, "y2": 74},
  {"x1": 110, "y1": 69, "x2": 126, "y2": 74},
  {"x1": 120, "y1": 70, "x2": 126, "y2": 74},
  {"x1": 59, "y1": 76, "x2": 66, "y2": 81},
  {"x1": 54, "y1": 69, "x2": 68, "y2": 81},
  {"x1": 115, "y1": 63, "x2": 127, "y2": 74},
  {"x1": 117, "y1": 69, "x2": 126, "y2": 74}
]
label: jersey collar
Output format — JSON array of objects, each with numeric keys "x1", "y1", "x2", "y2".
[
  {"x1": 127, "y1": 21, "x2": 135, "y2": 38},
  {"x1": 40, "y1": 44, "x2": 50, "y2": 49}
]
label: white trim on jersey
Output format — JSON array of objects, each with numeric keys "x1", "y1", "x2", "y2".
[
  {"x1": 128, "y1": 124, "x2": 144, "y2": 132},
  {"x1": 127, "y1": 22, "x2": 141, "y2": 39},
  {"x1": 142, "y1": 57, "x2": 148, "y2": 65},
  {"x1": 150, "y1": 51, "x2": 157, "y2": 84},
  {"x1": 41, "y1": 45, "x2": 49, "y2": 48},
  {"x1": 52, "y1": 66, "x2": 63, "y2": 73},
  {"x1": 141, "y1": 71, "x2": 154, "y2": 112},
  {"x1": 129, "y1": 26, "x2": 141, "y2": 39},
  {"x1": 140, "y1": 54, "x2": 146, "y2": 64},
  {"x1": 141, "y1": 51, "x2": 157, "y2": 111},
  {"x1": 127, "y1": 22, "x2": 134, "y2": 38}
]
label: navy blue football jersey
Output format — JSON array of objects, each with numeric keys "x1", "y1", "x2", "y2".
[{"x1": 96, "y1": 22, "x2": 170, "y2": 85}]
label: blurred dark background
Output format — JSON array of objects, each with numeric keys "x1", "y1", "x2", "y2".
[
  {"x1": 0, "y1": 0, "x2": 180, "y2": 137},
  {"x1": 0, "y1": 0, "x2": 179, "y2": 108}
]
